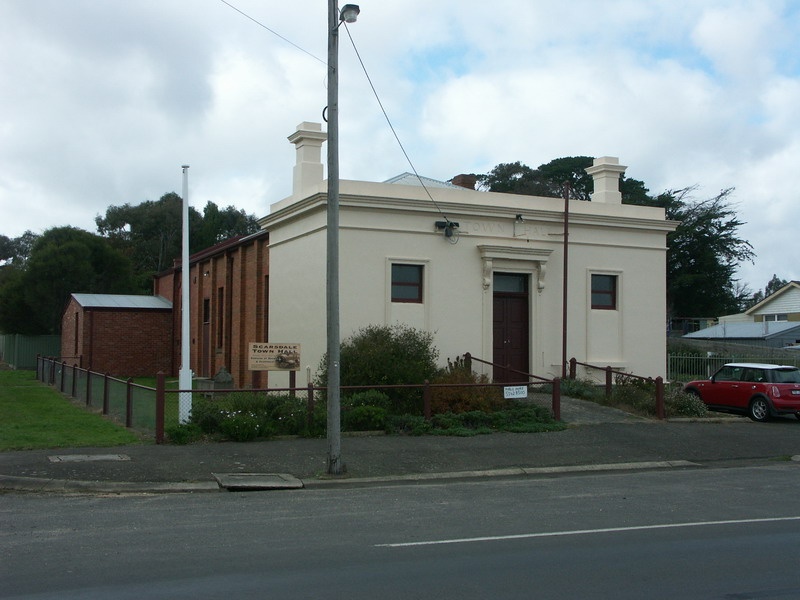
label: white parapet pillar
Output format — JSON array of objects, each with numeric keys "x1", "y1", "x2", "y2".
[
  {"x1": 179, "y1": 165, "x2": 192, "y2": 423},
  {"x1": 585, "y1": 156, "x2": 627, "y2": 204}
]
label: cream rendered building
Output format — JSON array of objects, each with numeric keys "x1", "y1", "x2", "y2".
[{"x1": 260, "y1": 122, "x2": 677, "y2": 385}]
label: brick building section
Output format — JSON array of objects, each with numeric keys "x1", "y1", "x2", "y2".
[
  {"x1": 154, "y1": 230, "x2": 270, "y2": 387},
  {"x1": 61, "y1": 296, "x2": 173, "y2": 377}
]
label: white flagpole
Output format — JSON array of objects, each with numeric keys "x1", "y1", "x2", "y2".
[{"x1": 179, "y1": 165, "x2": 192, "y2": 423}]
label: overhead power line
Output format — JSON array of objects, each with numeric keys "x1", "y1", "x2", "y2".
[
  {"x1": 218, "y1": 0, "x2": 325, "y2": 65},
  {"x1": 220, "y1": 1, "x2": 454, "y2": 229}
]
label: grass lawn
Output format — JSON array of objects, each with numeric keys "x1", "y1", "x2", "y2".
[{"x1": 0, "y1": 370, "x2": 142, "y2": 451}]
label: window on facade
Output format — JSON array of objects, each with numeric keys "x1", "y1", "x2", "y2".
[
  {"x1": 391, "y1": 264, "x2": 423, "y2": 303},
  {"x1": 591, "y1": 274, "x2": 617, "y2": 310},
  {"x1": 764, "y1": 314, "x2": 788, "y2": 322},
  {"x1": 216, "y1": 287, "x2": 224, "y2": 348},
  {"x1": 494, "y1": 273, "x2": 528, "y2": 294}
]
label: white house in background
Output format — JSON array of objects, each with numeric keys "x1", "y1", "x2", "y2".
[
  {"x1": 258, "y1": 122, "x2": 676, "y2": 385},
  {"x1": 685, "y1": 281, "x2": 800, "y2": 349}
]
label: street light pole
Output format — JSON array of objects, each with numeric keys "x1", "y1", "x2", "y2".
[{"x1": 326, "y1": 2, "x2": 359, "y2": 475}]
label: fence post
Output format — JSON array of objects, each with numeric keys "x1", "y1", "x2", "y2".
[
  {"x1": 289, "y1": 371, "x2": 296, "y2": 400},
  {"x1": 60, "y1": 360, "x2": 66, "y2": 391},
  {"x1": 464, "y1": 352, "x2": 472, "y2": 372},
  {"x1": 86, "y1": 371, "x2": 92, "y2": 406},
  {"x1": 71, "y1": 364, "x2": 77, "y2": 397},
  {"x1": 307, "y1": 382, "x2": 315, "y2": 431},
  {"x1": 569, "y1": 358, "x2": 577, "y2": 380},
  {"x1": 423, "y1": 379, "x2": 432, "y2": 421},
  {"x1": 126, "y1": 378, "x2": 134, "y2": 428},
  {"x1": 655, "y1": 376, "x2": 665, "y2": 420},
  {"x1": 155, "y1": 372, "x2": 165, "y2": 444},
  {"x1": 605, "y1": 366, "x2": 613, "y2": 399},
  {"x1": 103, "y1": 373, "x2": 110, "y2": 415},
  {"x1": 552, "y1": 377, "x2": 561, "y2": 421}
]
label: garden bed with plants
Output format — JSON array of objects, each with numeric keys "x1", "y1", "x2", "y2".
[{"x1": 166, "y1": 324, "x2": 566, "y2": 444}]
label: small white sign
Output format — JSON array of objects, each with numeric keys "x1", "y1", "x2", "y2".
[{"x1": 503, "y1": 385, "x2": 528, "y2": 399}]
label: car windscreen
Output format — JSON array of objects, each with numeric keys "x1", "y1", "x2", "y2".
[{"x1": 772, "y1": 368, "x2": 800, "y2": 384}]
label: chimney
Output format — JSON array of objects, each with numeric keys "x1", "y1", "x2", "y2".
[
  {"x1": 287, "y1": 122, "x2": 326, "y2": 196},
  {"x1": 451, "y1": 174, "x2": 477, "y2": 190},
  {"x1": 585, "y1": 156, "x2": 627, "y2": 204}
]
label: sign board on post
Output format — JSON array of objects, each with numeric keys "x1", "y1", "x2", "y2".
[
  {"x1": 503, "y1": 385, "x2": 528, "y2": 399},
  {"x1": 248, "y1": 343, "x2": 301, "y2": 371}
]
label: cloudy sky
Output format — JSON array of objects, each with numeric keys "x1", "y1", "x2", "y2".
[{"x1": 1, "y1": 0, "x2": 798, "y2": 291}]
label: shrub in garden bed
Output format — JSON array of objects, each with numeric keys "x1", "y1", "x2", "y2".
[
  {"x1": 430, "y1": 356, "x2": 505, "y2": 414},
  {"x1": 665, "y1": 385, "x2": 708, "y2": 418},
  {"x1": 187, "y1": 392, "x2": 318, "y2": 442}
]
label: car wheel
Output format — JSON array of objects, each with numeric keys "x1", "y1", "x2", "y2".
[
  {"x1": 795, "y1": 413, "x2": 800, "y2": 421},
  {"x1": 748, "y1": 397, "x2": 770, "y2": 422}
]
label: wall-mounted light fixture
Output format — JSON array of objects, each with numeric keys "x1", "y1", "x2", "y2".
[
  {"x1": 513, "y1": 214, "x2": 527, "y2": 237},
  {"x1": 435, "y1": 220, "x2": 459, "y2": 234}
]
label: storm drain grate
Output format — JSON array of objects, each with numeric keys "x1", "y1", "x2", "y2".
[{"x1": 48, "y1": 454, "x2": 131, "y2": 463}]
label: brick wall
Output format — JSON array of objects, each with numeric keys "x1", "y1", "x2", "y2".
[
  {"x1": 85, "y1": 309, "x2": 173, "y2": 377},
  {"x1": 61, "y1": 300, "x2": 173, "y2": 377},
  {"x1": 153, "y1": 232, "x2": 269, "y2": 387}
]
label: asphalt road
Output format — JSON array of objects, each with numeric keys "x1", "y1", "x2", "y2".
[{"x1": 3, "y1": 462, "x2": 800, "y2": 599}]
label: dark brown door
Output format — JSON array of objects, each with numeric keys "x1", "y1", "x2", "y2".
[{"x1": 493, "y1": 274, "x2": 529, "y2": 383}]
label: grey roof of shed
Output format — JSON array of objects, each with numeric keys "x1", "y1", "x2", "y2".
[
  {"x1": 71, "y1": 293, "x2": 172, "y2": 310},
  {"x1": 683, "y1": 321, "x2": 800, "y2": 340},
  {"x1": 383, "y1": 172, "x2": 460, "y2": 188}
]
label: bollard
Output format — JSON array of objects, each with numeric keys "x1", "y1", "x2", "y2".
[
  {"x1": 423, "y1": 380, "x2": 432, "y2": 421},
  {"x1": 656, "y1": 376, "x2": 665, "y2": 420},
  {"x1": 155, "y1": 372, "x2": 165, "y2": 444},
  {"x1": 126, "y1": 378, "x2": 134, "y2": 428},
  {"x1": 307, "y1": 382, "x2": 315, "y2": 431},
  {"x1": 103, "y1": 373, "x2": 110, "y2": 415},
  {"x1": 552, "y1": 377, "x2": 561, "y2": 421}
]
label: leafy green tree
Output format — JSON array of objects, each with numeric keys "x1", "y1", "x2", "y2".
[
  {"x1": 194, "y1": 201, "x2": 260, "y2": 250},
  {"x1": 479, "y1": 156, "x2": 650, "y2": 203},
  {"x1": 748, "y1": 274, "x2": 789, "y2": 307},
  {"x1": 96, "y1": 193, "x2": 201, "y2": 284},
  {"x1": 0, "y1": 227, "x2": 134, "y2": 334},
  {"x1": 651, "y1": 187, "x2": 753, "y2": 317},
  {"x1": 96, "y1": 194, "x2": 259, "y2": 292},
  {"x1": 0, "y1": 267, "x2": 32, "y2": 333},
  {"x1": 0, "y1": 231, "x2": 39, "y2": 267}
]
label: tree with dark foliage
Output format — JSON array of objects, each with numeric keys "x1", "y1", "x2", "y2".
[{"x1": 0, "y1": 227, "x2": 134, "y2": 334}]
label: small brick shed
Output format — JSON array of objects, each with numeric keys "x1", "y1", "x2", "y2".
[{"x1": 61, "y1": 293, "x2": 173, "y2": 377}]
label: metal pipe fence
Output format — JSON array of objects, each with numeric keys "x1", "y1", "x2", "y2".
[
  {"x1": 568, "y1": 357, "x2": 665, "y2": 419},
  {"x1": 37, "y1": 356, "x2": 158, "y2": 436},
  {"x1": 37, "y1": 355, "x2": 562, "y2": 444}
]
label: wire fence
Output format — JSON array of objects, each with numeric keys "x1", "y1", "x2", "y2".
[{"x1": 668, "y1": 354, "x2": 800, "y2": 383}]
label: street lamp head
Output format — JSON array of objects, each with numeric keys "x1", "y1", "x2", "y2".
[{"x1": 340, "y1": 4, "x2": 360, "y2": 23}]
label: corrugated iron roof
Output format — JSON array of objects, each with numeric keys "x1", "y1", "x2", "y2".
[
  {"x1": 683, "y1": 321, "x2": 800, "y2": 339},
  {"x1": 71, "y1": 294, "x2": 172, "y2": 310},
  {"x1": 383, "y1": 172, "x2": 459, "y2": 189}
]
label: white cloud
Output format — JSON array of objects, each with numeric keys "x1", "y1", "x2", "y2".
[{"x1": 0, "y1": 0, "x2": 797, "y2": 289}]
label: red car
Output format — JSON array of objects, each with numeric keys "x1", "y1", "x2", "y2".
[{"x1": 684, "y1": 363, "x2": 800, "y2": 422}]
